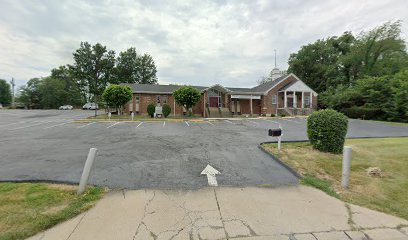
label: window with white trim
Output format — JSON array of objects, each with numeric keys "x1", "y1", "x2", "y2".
[
  {"x1": 304, "y1": 96, "x2": 310, "y2": 107},
  {"x1": 272, "y1": 95, "x2": 277, "y2": 105}
]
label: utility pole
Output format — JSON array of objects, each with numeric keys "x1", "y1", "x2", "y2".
[
  {"x1": 10, "y1": 78, "x2": 15, "y2": 108},
  {"x1": 274, "y1": 49, "x2": 277, "y2": 68}
]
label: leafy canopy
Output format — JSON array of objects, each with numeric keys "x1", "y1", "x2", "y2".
[
  {"x1": 102, "y1": 85, "x2": 133, "y2": 111},
  {"x1": 172, "y1": 86, "x2": 201, "y2": 111},
  {"x1": 0, "y1": 79, "x2": 12, "y2": 105}
]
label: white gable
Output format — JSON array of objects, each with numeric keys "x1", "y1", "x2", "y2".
[{"x1": 283, "y1": 80, "x2": 318, "y2": 95}]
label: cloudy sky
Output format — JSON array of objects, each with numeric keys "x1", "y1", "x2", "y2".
[{"x1": 0, "y1": 0, "x2": 407, "y2": 89}]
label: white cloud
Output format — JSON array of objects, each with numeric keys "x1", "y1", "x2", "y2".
[{"x1": 0, "y1": 0, "x2": 407, "y2": 89}]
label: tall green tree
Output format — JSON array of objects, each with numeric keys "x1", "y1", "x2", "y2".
[
  {"x1": 51, "y1": 65, "x2": 84, "y2": 106},
  {"x1": 18, "y1": 78, "x2": 42, "y2": 108},
  {"x1": 0, "y1": 79, "x2": 12, "y2": 105},
  {"x1": 39, "y1": 77, "x2": 67, "y2": 109},
  {"x1": 136, "y1": 53, "x2": 158, "y2": 84},
  {"x1": 340, "y1": 21, "x2": 407, "y2": 81},
  {"x1": 70, "y1": 42, "x2": 116, "y2": 108},
  {"x1": 115, "y1": 47, "x2": 139, "y2": 83},
  {"x1": 288, "y1": 32, "x2": 355, "y2": 93}
]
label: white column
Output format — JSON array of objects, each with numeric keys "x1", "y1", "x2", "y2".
[
  {"x1": 293, "y1": 91, "x2": 297, "y2": 108},
  {"x1": 203, "y1": 92, "x2": 206, "y2": 118},
  {"x1": 284, "y1": 91, "x2": 287, "y2": 108},
  {"x1": 310, "y1": 92, "x2": 313, "y2": 108},
  {"x1": 301, "y1": 92, "x2": 304, "y2": 109},
  {"x1": 250, "y1": 95, "x2": 253, "y2": 116}
]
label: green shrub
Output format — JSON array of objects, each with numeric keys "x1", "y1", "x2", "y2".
[
  {"x1": 147, "y1": 103, "x2": 155, "y2": 117},
  {"x1": 162, "y1": 104, "x2": 171, "y2": 117},
  {"x1": 270, "y1": 114, "x2": 275, "y2": 117},
  {"x1": 307, "y1": 109, "x2": 348, "y2": 154},
  {"x1": 341, "y1": 106, "x2": 382, "y2": 120},
  {"x1": 280, "y1": 113, "x2": 286, "y2": 117}
]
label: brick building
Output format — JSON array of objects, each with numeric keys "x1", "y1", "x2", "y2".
[{"x1": 123, "y1": 73, "x2": 317, "y2": 117}]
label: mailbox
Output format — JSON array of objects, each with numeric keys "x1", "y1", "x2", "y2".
[{"x1": 268, "y1": 128, "x2": 282, "y2": 137}]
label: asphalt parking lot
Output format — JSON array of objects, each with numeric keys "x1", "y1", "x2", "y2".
[{"x1": 1, "y1": 110, "x2": 407, "y2": 189}]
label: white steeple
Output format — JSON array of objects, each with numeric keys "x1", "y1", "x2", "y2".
[{"x1": 270, "y1": 49, "x2": 282, "y2": 80}]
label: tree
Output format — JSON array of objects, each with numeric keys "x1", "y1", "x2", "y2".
[
  {"x1": 39, "y1": 77, "x2": 67, "y2": 109},
  {"x1": 51, "y1": 65, "x2": 84, "y2": 106},
  {"x1": 136, "y1": 53, "x2": 158, "y2": 84},
  {"x1": 70, "y1": 42, "x2": 116, "y2": 115},
  {"x1": 0, "y1": 79, "x2": 12, "y2": 105},
  {"x1": 115, "y1": 47, "x2": 139, "y2": 83},
  {"x1": 18, "y1": 78, "x2": 42, "y2": 109},
  {"x1": 172, "y1": 86, "x2": 201, "y2": 115},
  {"x1": 340, "y1": 21, "x2": 407, "y2": 81},
  {"x1": 288, "y1": 32, "x2": 355, "y2": 93},
  {"x1": 102, "y1": 85, "x2": 132, "y2": 115}
]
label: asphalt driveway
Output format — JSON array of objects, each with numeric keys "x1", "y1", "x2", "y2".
[{"x1": 0, "y1": 110, "x2": 407, "y2": 189}]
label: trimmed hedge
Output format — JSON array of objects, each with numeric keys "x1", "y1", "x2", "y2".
[
  {"x1": 147, "y1": 103, "x2": 155, "y2": 117},
  {"x1": 307, "y1": 109, "x2": 348, "y2": 154},
  {"x1": 162, "y1": 104, "x2": 171, "y2": 117}
]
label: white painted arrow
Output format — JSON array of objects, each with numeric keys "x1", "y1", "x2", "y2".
[{"x1": 201, "y1": 164, "x2": 220, "y2": 186}]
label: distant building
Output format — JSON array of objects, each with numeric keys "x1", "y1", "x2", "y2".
[{"x1": 123, "y1": 73, "x2": 317, "y2": 117}]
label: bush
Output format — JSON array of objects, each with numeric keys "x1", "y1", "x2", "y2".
[
  {"x1": 280, "y1": 113, "x2": 286, "y2": 117},
  {"x1": 270, "y1": 114, "x2": 275, "y2": 117},
  {"x1": 162, "y1": 104, "x2": 171, "y2": 117},
  {"x1": 341, "y1": 106, "x2": 382, "y2": 120},
  {"x1": 307, "y1": 109, "x2": 348, "y2": 154},
  {"x1": 147, "y1": 103, "x2": 155, "y2": 117}
]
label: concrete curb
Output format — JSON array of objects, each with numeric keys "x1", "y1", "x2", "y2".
[{"x1": 258, "y1": 143, "x2": 303, "y2": 179}]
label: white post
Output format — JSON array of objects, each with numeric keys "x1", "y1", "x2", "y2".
[
  {"x1": 173, "y1": 98, "x2": 176, "y2": 117},
  {"x1": 284, "y1": 91, "x2": 287, "y2": 108},
  {"x1": 310, "y1": 92, "x2": 313, "y2": 109},
  {"x1": 277, "y1": 136, "x2": 281, "y2": 151},
  {"x1": 293, "y1": 91, "x2": 297, "y2": 108},
  {"x1": 78, "y1": 148, "x2": 98, "y2": 194},
  {"x1": 301, "y1": 92, "x2": 304, "y2": 109},
  {"x1": 342, "y1": 146, "x2": 352, "y2": 189},
  {"x1": 131, "y1": 112, "x2": 134, "y2": 121},
  {"x1": 203, "y1": 92, "x2": 206, "y2": 118},
  {"x1": 108, "y1": 112, "x2": 111, "y2": 120},
  {"x1": 250, "y1": 95, "x2": 253, "y2": 117}
]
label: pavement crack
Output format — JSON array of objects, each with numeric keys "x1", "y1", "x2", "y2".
[
  {"x1": 345, "y1": 203, "x2": 358, "y2": 230},
  {"x1": 132, "y1": 190, "x2": 156, "y2": 240},
  {"x1": 66, "y1": 212, "x2": 88, "y2": 240},
  {"x1": 213, "y1": 188, "x2": 229, "y2": 239}
]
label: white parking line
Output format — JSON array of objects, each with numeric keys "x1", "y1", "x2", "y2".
[
  {"x1": 264, "y1": 119, "x2": 281, "y2": 125},
  {"x1": 224, "y1": 120, "x2": 234, "y2": 124},
  {"x1": 77, "y1": 122, "x2": 96, "y2": 129},
  {"x1": 206, "y1": 121, "x2": 214, "y2": 125},
  {"x1": 247, "y1": 120, "x2": 259, "y2": 125},
  {"x1": 107, "y1": 122, "x2": 121, "y2": 128},
  {"x1": 163, "y1": 122, "x2": 166, "y2": 128},
  {"x1": 136, "y1": 122, "x2": 143, "y2": 129},
  {"x1": 0, "y1": 121, "x2": 26, "y2": 128},
  {"x1": 185, "y1": 121, "x2": 190, "y2": 127},
  {"x1": 9, "y1": 120, "x2": 57, "y2": 130},
  {"x1": 281, "y1": 118, "x2": 301, "y2": 124},
  {"x1": 43, "y1": 121, "x2": 71, "y2": 129}
]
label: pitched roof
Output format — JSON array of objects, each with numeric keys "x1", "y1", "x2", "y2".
[
  {"x1": 250, "y1": 75, "x2": 287, "y2": 93},
  {"x1": 122, "y1": 83, "x2": 207, "y2": 94},
  {"x1": 123, "y1": 74, "x2": 291, "y2": 95}
]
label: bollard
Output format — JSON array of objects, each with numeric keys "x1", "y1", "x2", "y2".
[
  {"x1": 341, "y1": 146, "x2": 352, "y2": 189},
  {"x1": 108, "y1": 112, "x2": 111, "y2": 120},
  {"x1": 131, "y1": 112, "x2": 134, "y2": 121},
  {"x1": 78, "y1": 148, "x2": 98, "y2": 194}
]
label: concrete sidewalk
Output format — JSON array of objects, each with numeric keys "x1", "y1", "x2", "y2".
[{"x1": 27, "y1": 186, "x2": 408, "y2": 240}]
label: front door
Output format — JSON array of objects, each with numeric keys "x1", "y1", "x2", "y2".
[{"x1": 209, "y1": 97, "x2": 218, "y2": 107}]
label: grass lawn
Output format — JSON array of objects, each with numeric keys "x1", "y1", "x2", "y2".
[
  {"x1": 0, "y1": 183, "x2": 104, "y2": 240},
  {"x1": 262, "y1": 137, "x2": 408, "y2": 220}
]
